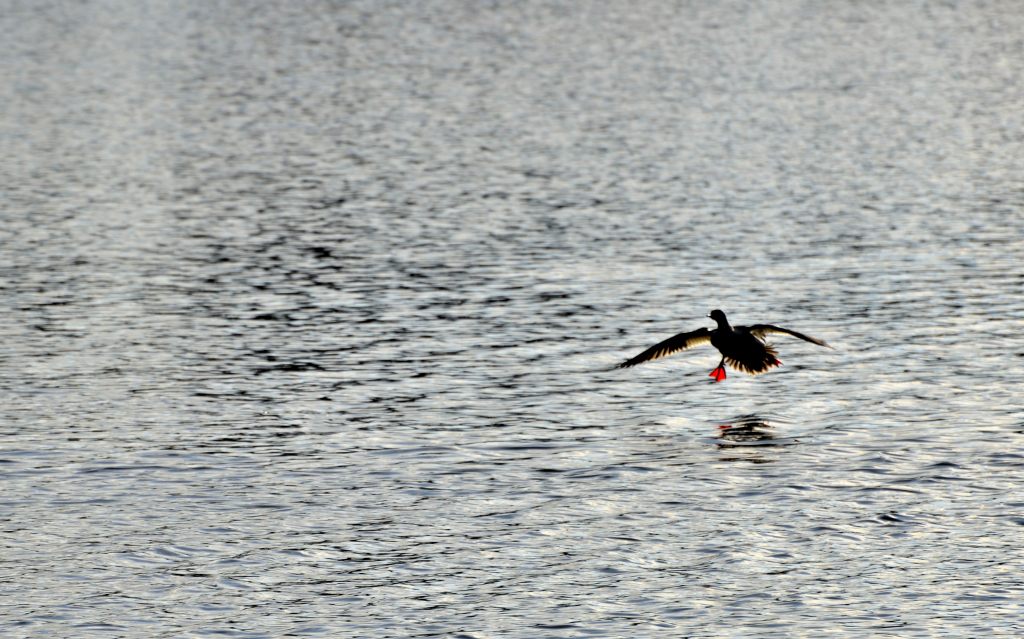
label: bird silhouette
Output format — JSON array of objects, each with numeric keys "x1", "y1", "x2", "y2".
[{"x1": 617, "y1": 309, "x2": 830, "y2": 382}]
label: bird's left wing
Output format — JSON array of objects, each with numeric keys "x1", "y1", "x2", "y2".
[
  {"x1": 747, "y1": 324, "x2": 831, "y2": 348},
  {"x1": 616, "y1": 327, "x2": 712, "y2": 368}
]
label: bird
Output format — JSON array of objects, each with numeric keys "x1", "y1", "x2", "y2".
[{"x1": 617, "y1": 309, "x2": 831, "y2": 382}]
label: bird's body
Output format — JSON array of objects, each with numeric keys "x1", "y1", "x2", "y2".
[{"x1": 617, "y1": 309, "x2": 830, "y2": 382}]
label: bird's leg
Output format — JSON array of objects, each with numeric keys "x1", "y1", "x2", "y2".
[{"x1": 708, "y1": 357, "x2": 727, "y2": 382}]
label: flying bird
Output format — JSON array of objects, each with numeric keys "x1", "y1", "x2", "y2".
[{"x1": 617, "y1": 309, "x2": 831, "y2": 382}]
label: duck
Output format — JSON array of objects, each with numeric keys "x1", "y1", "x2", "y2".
[{"x1": 617, "y1": 309, "x2": 831, "y2": 382}]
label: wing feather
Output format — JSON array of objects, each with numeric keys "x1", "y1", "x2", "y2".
[
  {"x1": 617, "y1": 328, "x2": 712, "y2": 368},
  {"x1": 746, "y1": 324, "x2": 831, "y2": 348}
]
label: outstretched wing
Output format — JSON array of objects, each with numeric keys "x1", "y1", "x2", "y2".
[
  {"x1": 747, "y1": 324, "x2": 831, "y2": 348},
  {"x1": 617, "y1": 327, "x2": 712, "y2": 368}
]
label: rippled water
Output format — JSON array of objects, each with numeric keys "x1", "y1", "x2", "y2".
[{"x1": 4, "y1": 1, "x2": 1024, "y2": 637}]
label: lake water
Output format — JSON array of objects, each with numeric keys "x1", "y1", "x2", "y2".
[{"x1": 3, "y1": 1, "x2": 1024, "y2": 637}]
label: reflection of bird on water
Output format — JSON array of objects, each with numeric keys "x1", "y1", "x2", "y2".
[
  {"x1": 714, "y1": 415, "x2": 799, "y2": 451},
  {"x1": 617, "y1": 309, "x2": 831, "y2": 382},
  {"x1": 717, "y1": 416, "x2": 778, "y2": 445}
]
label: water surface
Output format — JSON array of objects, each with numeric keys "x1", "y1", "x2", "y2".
[{"x1": 3, "y1": 1, "x2": 1024, "y2": 637}]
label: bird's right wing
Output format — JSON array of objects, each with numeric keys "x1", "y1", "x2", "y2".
[
  {"x1": 616, "y1": 327, "x2": 712, "y2": 368},
  {"x1": 747, "y1": 324, "x2": 831, "y2": 348}
]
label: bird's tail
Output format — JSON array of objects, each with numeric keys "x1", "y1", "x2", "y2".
[{"x1": 725, "y1": 343, "x2": 782, "y2": 375}]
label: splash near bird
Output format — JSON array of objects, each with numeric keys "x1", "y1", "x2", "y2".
[{"x1": 617, "y1": 310, "x2": 831, "y2": 382}]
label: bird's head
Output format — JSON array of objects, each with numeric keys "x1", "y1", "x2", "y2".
[{"x1": 708, "y1": 309, "x2": 728, "y2": 326}]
